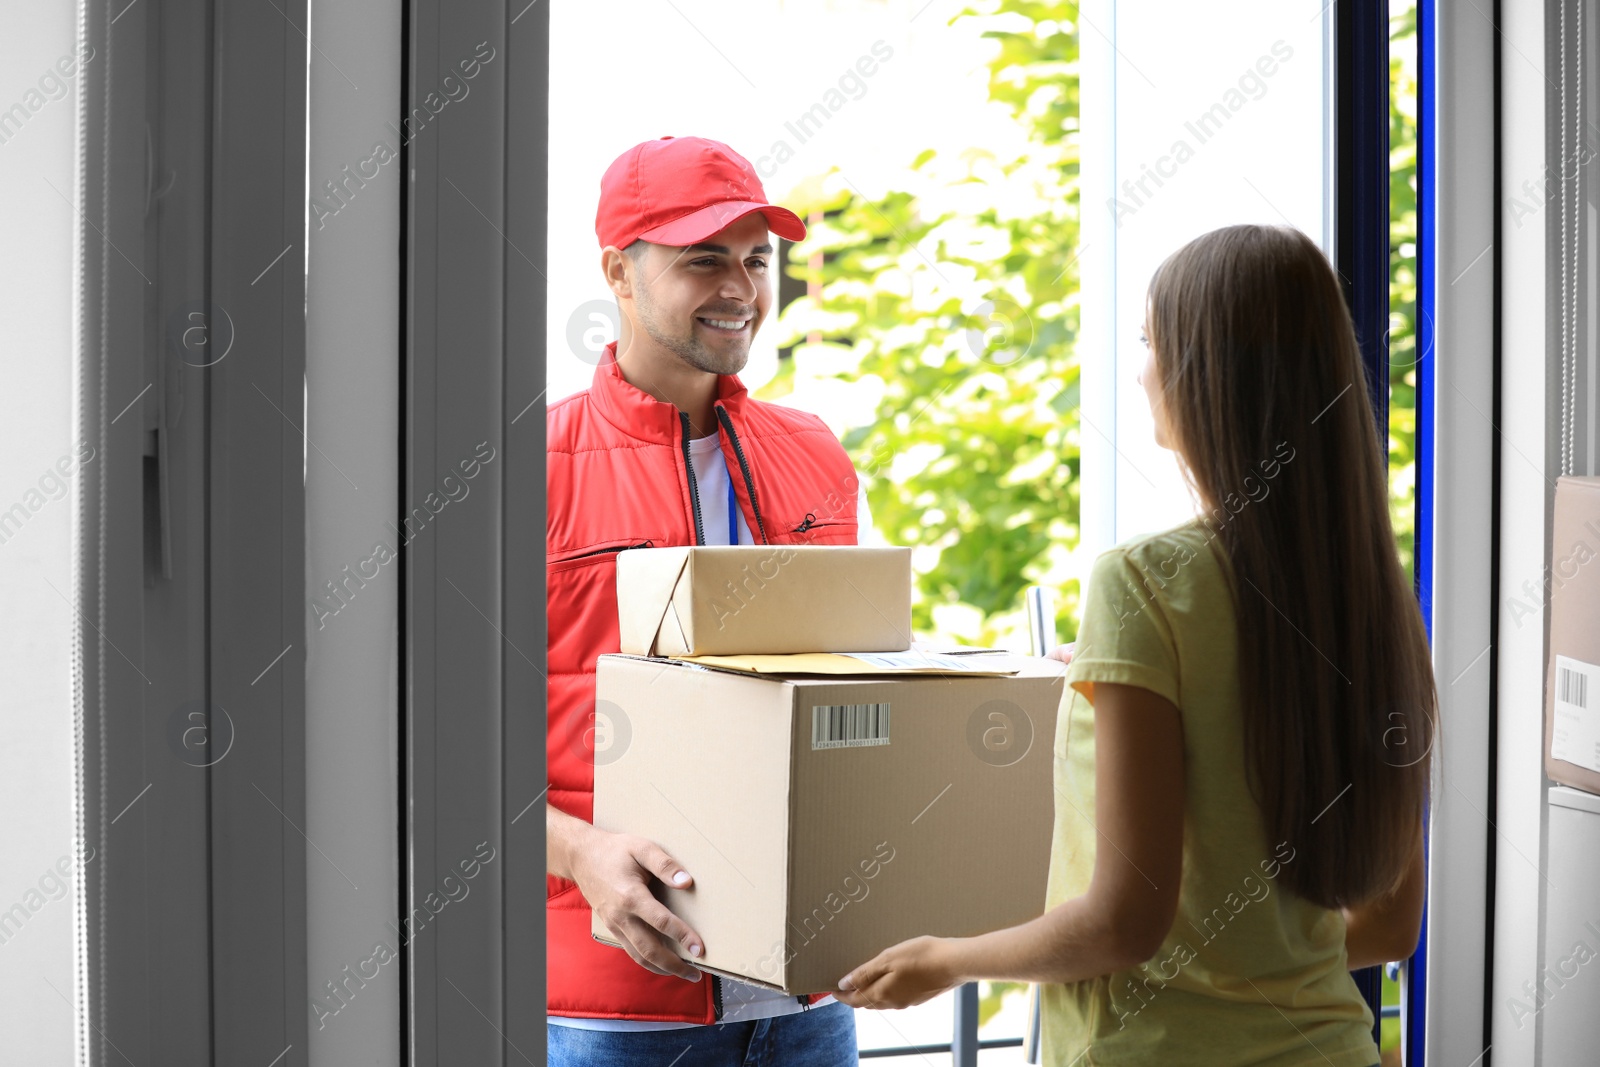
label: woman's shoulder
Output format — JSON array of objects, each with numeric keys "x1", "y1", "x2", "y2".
[
  {"x1": 1103, "y1": 519, "x2": 1218, "y2": 570},
  {"x1": 1089, "y1": 520, "x2": 1231, "y2": 614}
]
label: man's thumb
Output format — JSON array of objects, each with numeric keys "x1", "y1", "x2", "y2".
[{"x1": 641, "y1": 843, "x2": 692, "y2": 888}]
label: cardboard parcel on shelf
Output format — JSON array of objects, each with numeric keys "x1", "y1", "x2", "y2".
[
  {"x1": 1545, "y1": 476, "x2": 1600, "y2": 794},
  {"x1": 616, "y1": 545, "x2": 912, "y2": 657},
  {"x1": 589, "y1": 650, "x2": 1068, "y2": 994}
]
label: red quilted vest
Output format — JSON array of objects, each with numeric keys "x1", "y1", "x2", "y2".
[{"x1": 546, "y1": 342, "x2": 859, "y2": 1022}]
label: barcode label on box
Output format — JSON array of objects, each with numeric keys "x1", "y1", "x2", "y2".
[
  {"x1": 1558, "y1": 663, "x2": 1588, "y2": 708},
  {"x1": 812, "y1": 703, "x2": 891, "y2": 750},
  {"x1": 1553, "y1": 656, "x2": 1600, "y2": 774}
]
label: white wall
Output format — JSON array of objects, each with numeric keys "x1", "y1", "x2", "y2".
[
  {"x1": 0, "y1": 1, "x2": 92, "y2": 1062},
  {"x1": 1426, "y1": 1, "x2": 1497, "y2": 1060},
  {"x1": 1494, "y1": 1, "x2": 1550, "y2": 1062}
]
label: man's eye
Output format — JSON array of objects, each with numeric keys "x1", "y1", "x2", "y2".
[{"x1": 748, "y1": 259, "x2": 769, "y2": 270}]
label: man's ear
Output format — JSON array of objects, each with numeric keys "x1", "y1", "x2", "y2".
[{"x1": 601, "y1": 246, "x2": 633, "y2": 299}]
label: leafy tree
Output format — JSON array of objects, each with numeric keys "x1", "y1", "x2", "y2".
[
  {"x1": 1389, "y1": 4, "x2": 1419, "y2": 585},
  {"x1": 766, "y1": 0, "x2": 1084, "y2": 650}
]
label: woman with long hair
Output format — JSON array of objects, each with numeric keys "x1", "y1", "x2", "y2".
[{"x1": 836, "y1": 224, "x2": 1435, "y2": 1066}]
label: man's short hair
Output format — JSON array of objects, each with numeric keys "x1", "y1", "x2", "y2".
[{"x1": 623, "y1": 239, "x2": 650, "y2": 262}]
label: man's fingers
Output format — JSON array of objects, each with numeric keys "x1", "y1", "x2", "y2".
[
  {"x1": 636, "y1": 841, "x2": 693, "y2": 889},
  {"x1": 596, "y1": 905, "x2": 677, "y2": 977},
  {"x1": 636, "y1": 896, "x2": 705, "y2": 961},
  {"x1": 619, "y1": 914, "x2": 701, "y2": 981},
  {"x1": 613, "y1": 921, "x2": 676, "y2": 977},
  {"x1": 605, "y1": 921, "x2": 673, "y2": 976}
]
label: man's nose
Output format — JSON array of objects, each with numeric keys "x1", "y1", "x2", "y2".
[{"x1": 721, "y1": 266, "x2": 758, "y2": 303}]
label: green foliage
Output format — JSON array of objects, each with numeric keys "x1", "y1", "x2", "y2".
[
  {"x1": 1389, "y1": 4, "x2": 1420, "y2": 585},
  {"x1": 772, "y1": 0, "x2": 1085, "y2": 647},
  {"x1": 1382, "y1": 963, "x2": 1402, "y2": 1054},
  {"x1": 768, "y1": 0, "x2": 1419, "y2": 641},
  {"x1": 979, "y1": 978, "x2": 1028, "y2": 1028}
]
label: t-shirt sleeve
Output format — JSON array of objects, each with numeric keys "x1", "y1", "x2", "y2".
[{"x1": 1066, "y1": 548, "x2": 1181, "y2": 709}]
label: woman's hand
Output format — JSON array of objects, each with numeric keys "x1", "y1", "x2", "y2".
[
  {"x1": 834, "y1": 935, "x2": 963, "y2": 1010},
  {"x1": 1045, "y1": 642, "x2": 1075, "y2": 666}
]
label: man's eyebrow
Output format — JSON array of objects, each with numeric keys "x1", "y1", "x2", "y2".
[{"x1": 686, "y1": 242, "x2": 775, "y2": 256}]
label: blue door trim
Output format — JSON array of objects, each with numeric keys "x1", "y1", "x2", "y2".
[
  {"x1": 1334, "y1": 0, "x2": 1396, "y2": 1047},
  {"x1": 1409, "y1": 0, "x2": 1437, "y2": 1061}
]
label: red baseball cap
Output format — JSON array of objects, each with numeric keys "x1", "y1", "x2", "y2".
[{"x1": 595, "y1": 136, "x2": 807, "y2": 251}]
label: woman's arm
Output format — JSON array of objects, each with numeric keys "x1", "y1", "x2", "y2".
[
  {"x1": 836, "y1": 682, "x2": 1186, "y2": 1004},
  {"x1": 1341, "y1": 821, "x2": 1426, "y2": 970}
]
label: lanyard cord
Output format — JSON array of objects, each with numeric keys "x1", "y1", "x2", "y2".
[{"x1": 726, "y1": 472, "x2": 739, "y2": 545}]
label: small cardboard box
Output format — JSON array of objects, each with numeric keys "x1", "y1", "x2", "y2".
[
  {"x1": 1546, "y1": 476, "x2": 1600, "y2": 795},
  {"x1": 616, "y1": 545, "x2": 913, "y2": 657},
  {"x1": 589, "y1": 651, "x2": 1067, "y2": 993}
]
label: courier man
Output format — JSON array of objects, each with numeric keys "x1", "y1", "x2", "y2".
[{"x1": 545, "y1": 136, "x2": 862, "y2": 1063}]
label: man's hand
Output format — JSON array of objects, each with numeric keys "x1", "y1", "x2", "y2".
[
  {"x1": 835, "y1": 935, "x2": 962, "y2": 1010},
  {"x1": 569, "y1": 822, "x2": 707, "y2": 982}
]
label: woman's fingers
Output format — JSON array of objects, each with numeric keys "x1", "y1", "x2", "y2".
[{"x1": 837, "y1": 951, "x2": 891, "y2": 1004}]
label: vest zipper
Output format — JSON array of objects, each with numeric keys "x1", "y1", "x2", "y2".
[
  {"x1": 712, "y1": 974, "x2": 723, "y2": 1021},
  {"x1": 559, "y1": 539, "x2": 654, "y2": 562},
  {"x1": 714, "y1": 405, "x2": 770, "y2": 544},
  {"x1": 679, "y1": 412, "x2": 706, "y2": 546}
]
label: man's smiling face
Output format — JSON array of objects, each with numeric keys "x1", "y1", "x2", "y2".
[{"x1": 627, "y1": 211, "x2": 774, "y2": 377}]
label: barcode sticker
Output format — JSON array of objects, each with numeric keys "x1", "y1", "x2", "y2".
[
  {"x1": 1559, "y1": 663, "x2": 1588, "y2": 708},
  {"x1": 812, "y1": 703, "x2": 891, "y2": 750},
  {"x1": 1553, "y1": 656, "x2": 1600, "y2": 774}
]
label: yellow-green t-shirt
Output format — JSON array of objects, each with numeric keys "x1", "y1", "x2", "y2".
[{"x1": 1042, "y1": 522, "x2": 1380, "y2": 1067}]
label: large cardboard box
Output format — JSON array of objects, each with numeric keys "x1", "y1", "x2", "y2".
[
  {"x1": 1546, "y1": 476, "x2": 1600, "y2": 794},
  {"x1": 589, "y1": 651, "x2": 1067, "y2": 993},
  {"x1": 616, "y1": 545, "x2": 912, "y2": 657}
]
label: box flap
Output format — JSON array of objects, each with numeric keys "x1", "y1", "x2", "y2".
[
  {"x1": 656, "y1": 558, "x2": 700, "y2": 657},
  {"x1": 617, "y1": 547, "x2": 690, "y2": 657}
]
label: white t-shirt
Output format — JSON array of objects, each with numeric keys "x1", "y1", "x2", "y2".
[
  {"x1": 685, "y1": 428, "x2": 874, "y2": 547},
  {"x1": 550, "y1": 431, "x2": 846, "y2": 1030},
  {"x1": 686, "y1": 430, "x2": 755, "y2": 547}
]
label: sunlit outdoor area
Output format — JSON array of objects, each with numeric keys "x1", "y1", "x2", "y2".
[
  {"x1": 8, "y1": 0, "x2": 1589, "y2": 1059},
  {"x1": 549, "y1": 1, "x2": 1419, "y2": 1060}
]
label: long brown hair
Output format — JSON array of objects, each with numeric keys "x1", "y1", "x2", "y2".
[{"x1": 1146, "y1": 224, "x2": 1436, "y2": 909}]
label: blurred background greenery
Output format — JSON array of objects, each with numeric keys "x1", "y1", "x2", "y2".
[{"x1": 763, "y1": 0, "x2": 1083, "y2": 650}]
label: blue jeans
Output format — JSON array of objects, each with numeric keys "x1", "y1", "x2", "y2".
[{"x1": 546, "y1": 999, "x2": 857, "y2": 1067}]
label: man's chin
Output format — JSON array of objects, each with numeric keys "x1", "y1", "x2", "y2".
[
  {"x1": 686, "y1": 344, "x2": 749, "y2": 377},
  {"x1": 710, "y1": 357, "x2": 749, "y2": 377}
]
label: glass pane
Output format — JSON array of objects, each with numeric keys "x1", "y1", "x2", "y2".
[
  {"x1": 1389, "y1": 0, "x2": 1420, "y2": 592},
  {"x1": 1098, "y1": 0, "x2": 1332, "y2": 542}
]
